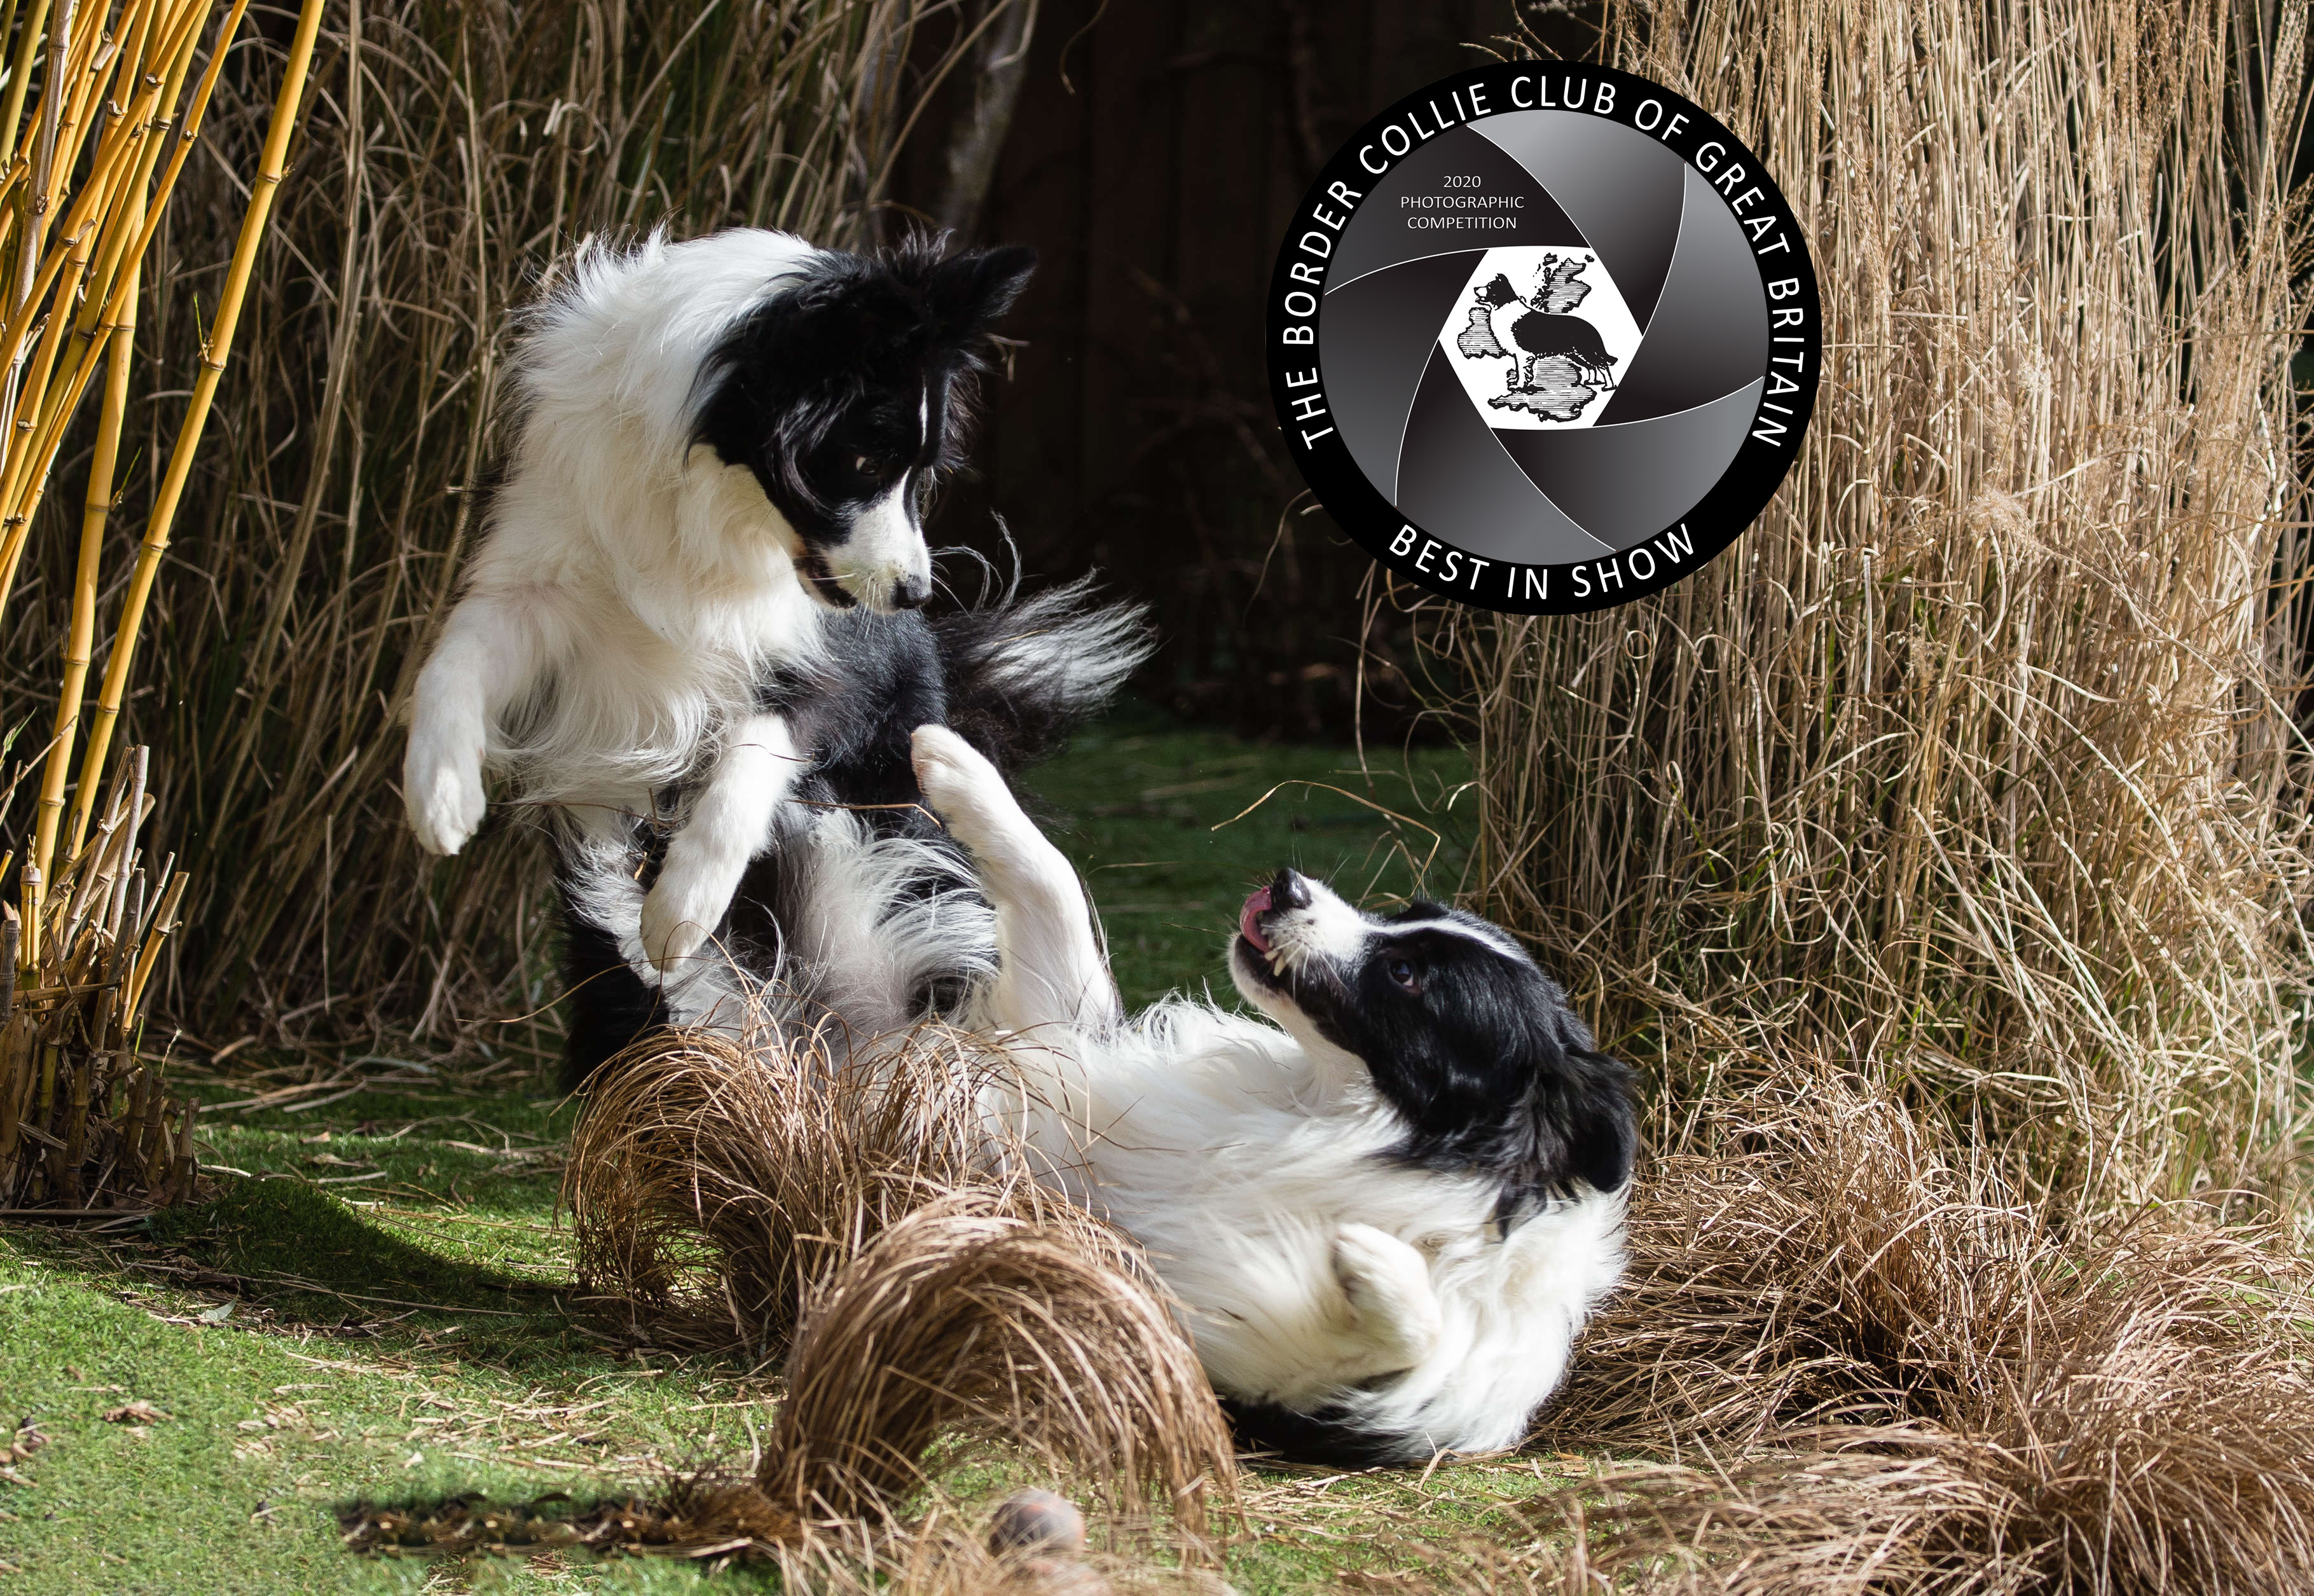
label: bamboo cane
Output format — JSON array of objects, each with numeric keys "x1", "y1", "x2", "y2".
[
  {"x1": 67, "y1": 0, "x2": 318, "y2": 857},
  {"x1": 25, "y1": 259, "x2": 131, "y2": 881},
  {"x1": 32, "y1": 409, "x2": 121, "y2": 875},
  {"x1": 3, "y1": 0, "x2": 73, "y2": 472},
  {"x1": 0, "y1": 0, "x2": 208, "y2": 624},
  {"x1": 0, "y1": 0, "x2": 54, "y2": 198}
]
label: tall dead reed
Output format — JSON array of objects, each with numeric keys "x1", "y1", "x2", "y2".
[
  {"x1": 567, "y1": 1026, "x2": 1237, "y2": 1543},
  {"x1": 0, "y1": 745, "x2": 196, "y2": 1210},
  {"x1": 0, "y1": 0, "x2": 1029, "y2": 1050},
  {"x1": 1422, "y1": 0, "x2": 2314, "y2": 1200}
]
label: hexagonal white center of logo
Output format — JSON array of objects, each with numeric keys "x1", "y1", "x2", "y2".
[{"x1": 1434, "y1": 246, "x2": 1644, "y2": 430}]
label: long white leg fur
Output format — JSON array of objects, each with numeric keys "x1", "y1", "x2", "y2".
[
  {"x1": 640, "y1": 712, "x2": 806, "y2": 972},
  {"x1": 405, "y1": 590, "x2": 548, "y2": 856},
  {"x1": 909, "y1": 724, "x2": 1117, "y2": 1035}
]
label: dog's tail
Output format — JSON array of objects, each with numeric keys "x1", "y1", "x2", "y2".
[{"x1": 934, "y1": 574, "x2": 1155, "y2": 773}]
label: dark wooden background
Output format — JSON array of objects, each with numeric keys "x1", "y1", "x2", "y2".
[{"x1": 893, "y1": 0, "x2": 1533, "y2": 738}]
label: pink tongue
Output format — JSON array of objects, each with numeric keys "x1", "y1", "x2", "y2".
[{"x1": 1240, "y1": 886, "x2": 1273, "y2": 952}]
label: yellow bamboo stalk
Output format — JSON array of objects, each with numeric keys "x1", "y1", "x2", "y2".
[
  {"x1": 7, "y1": 216, "x2": 92, "y2": 446},
  {"x1": 0, "y1": 0, "x2": 55, "y2": 176},
  {"x1": 34, "y1": 0, "x2": 237, "y2": 417},
  {"x1": 122, "y1": 869, "x2": 183, "y2": 1020},
  {"x1": 28, "y1": 254, "x2": 133, "y2": 881},
  {"x1": 0, "y1": 2, "x2": 221, "y2": 532},
  {"x1": 11, "y1": 0, "x2": 74, "y2": 320},
  {"x1": 69, "y1": 0, "x2": 250, "y2": 336},
  {"x1": 53, "y1": 2, "x2": 120, "y2": 157},
  {"x1": 68, "y1": 0, "x2": 311, "y2": 858},
  {"x1": 16, "y1": 862, "x2": 37, "y2": 976}
]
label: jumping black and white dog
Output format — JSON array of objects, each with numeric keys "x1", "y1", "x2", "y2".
[
  {"x1": 908, "y1": 724, "x2": 1636, "y2": 1464},
  {"x1": 400, "y1": 229, "x2": 1148, "y2": 1080}
]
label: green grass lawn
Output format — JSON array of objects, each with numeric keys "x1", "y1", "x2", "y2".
[{"x1": 0, "y1": 710, "x2": 1550, "y2": 1595}]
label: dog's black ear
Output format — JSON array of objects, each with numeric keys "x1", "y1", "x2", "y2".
[
  {"x1": 1560, "y1": 1048, "x2": 1637, "y2": 1194},
  {"x1": 928, "y1": 244, "x2": 1038, "y2": 338}
]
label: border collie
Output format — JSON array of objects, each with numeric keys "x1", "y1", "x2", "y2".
[
  {"x1": 907, "y1": 725, "x2": 1636, "y2": 1465},
  {"x1": 556, "y1": 577, "x2": 1150, "y2": 1085},
  {"x1": 400, "y1": 229, "x2": 1147, "y2": 1078}
]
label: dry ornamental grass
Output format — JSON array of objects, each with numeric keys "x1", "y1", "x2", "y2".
[
  {"x1": 1417, "y1": 0, "x2": 2314, "y2": 1206},
  {"x1": 563, "y1": 1023, "x2": 1237, "y2": 1565}
]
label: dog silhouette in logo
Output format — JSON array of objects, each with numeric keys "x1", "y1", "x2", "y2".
[{"x1": 1456, "y1": 255, "x2": 1616, "y2": 422}]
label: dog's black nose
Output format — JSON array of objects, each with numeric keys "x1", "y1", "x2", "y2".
[
  {"x1": 890, "y1": 575, "x2": 932, "y2": 609},
  {"x1": 1271, "y1": 869, "x2": 1311, "y2": 911}
]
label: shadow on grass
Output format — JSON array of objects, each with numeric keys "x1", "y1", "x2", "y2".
[
  {"x1": 1, "y1": 1178, "x2": 608, "y2": 1373},
  {"x1": 152, "y1": 1179, "x2": 554, "y2": 1311}
]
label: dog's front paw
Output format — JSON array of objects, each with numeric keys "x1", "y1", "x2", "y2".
[
  {"x1": 404, "y1": 740, "x2": 486, "y2": 856},
  {"x1": 639, "y1": 860, "x2": 738, "y2": 974},
  {"x1": 910, "y1": 724, "x2": 1011, "y2": 847},
  {"x1": 1332, "y1": 1223, "x2": 1443, "y2": 1364}
]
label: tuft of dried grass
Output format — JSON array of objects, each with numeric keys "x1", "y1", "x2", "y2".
[
  {"x1": 565, "y1": 1024, "x2": 1237, "y2": 1546},
  {"x1": 567, "y1": 1024, "x2": 1010, "y2": 1353},
  {"x1": 766, "y1": 1193, "x2": 1233, "y2": 1534},
  {"x1": 1415, "y1": 0, "x2": 2314, "y2": 1202},
  {"x1": 1506, "y1": 1063, "x2": 2314, "y2": 1595}
]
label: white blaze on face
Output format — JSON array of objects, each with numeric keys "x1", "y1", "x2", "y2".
[
  {"x1": 825, "y1": 385, "x2": 933, "y2": 609},
  {"x1": 1264, "y1": 877, "x2": 1374, "y2": 975},
  {"x1": 825, "y1": 474, "x2": 929, "y2": 606}
]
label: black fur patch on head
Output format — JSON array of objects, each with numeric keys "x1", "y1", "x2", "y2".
[
  {"x1": 1245, "y1": 886, "x2": 1635, "y2": 1215},
  {"x1": 691, "y1": 235, "x2": 1036, "y2": 547}
]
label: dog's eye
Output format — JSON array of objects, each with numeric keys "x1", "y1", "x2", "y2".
[
  {"x1": 1386, "y1": 958, "x2": 1422, "y2": 993},
  {"x1": 852, "y1": 453, "x2": 880, "y2": 478}
]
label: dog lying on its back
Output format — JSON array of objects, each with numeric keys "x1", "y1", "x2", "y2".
[
  {"x1": 401, "y1": 229, "x2": 1148, "y2": 1080},
  {"x1": 908, "y1": 725, "x2": 1637, "y2": 1464}
]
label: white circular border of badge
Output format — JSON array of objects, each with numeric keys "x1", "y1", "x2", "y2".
[{"x1": 1267, "y1": 62, "x2": 1822, "y2": 616}]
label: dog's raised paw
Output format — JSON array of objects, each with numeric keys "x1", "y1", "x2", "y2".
[
  {"x1": 910, "y1": 724, "x2": 1007, "y2": 836},
  {"x1": 639, "y1": 863, "x2": 734, "y2": 974},
  {"x1": 405, "y1": 748, "x2": 485, "y2": 856}
]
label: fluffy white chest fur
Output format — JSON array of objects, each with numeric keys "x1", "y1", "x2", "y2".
[{"x1": 1004, "y1": 1002, "x2": 1627, "y2": 1455}]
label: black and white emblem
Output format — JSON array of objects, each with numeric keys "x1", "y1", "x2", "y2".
[
  {"x1": 1267, "y1": 62, "x2": 1821, "y2": 614},
  {"x1": 1449, "y1": 252, "x2": 1636, "y2": 424}
]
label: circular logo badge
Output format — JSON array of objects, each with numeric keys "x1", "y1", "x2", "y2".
[{"x1": 1267, "y1": 62, "x2": 1821, "y2": 614}]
